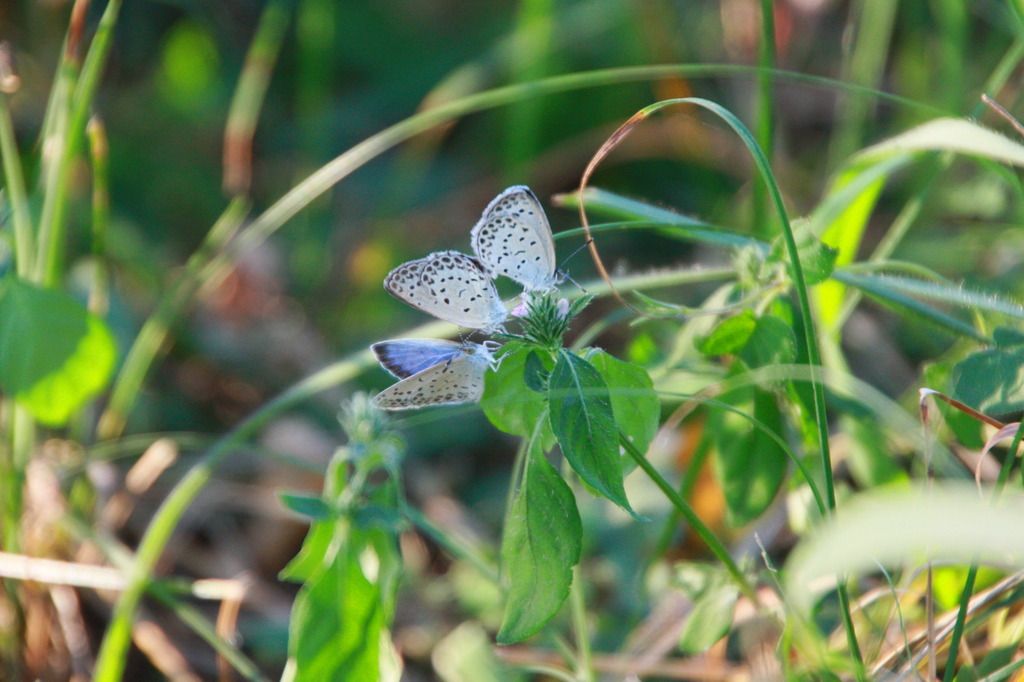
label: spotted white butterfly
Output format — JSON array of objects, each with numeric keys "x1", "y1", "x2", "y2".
[
  {"x1": 471, "y1": 185, "x2": 560, "y2": 292},
  {"x1": 384, "y1": 250, "x2": 508, "y2": 332},
  {"x1": 371, "y1": 340, "x2": 498, "y2": 410},
  {"x1": 371, "y1": 338, "x2": 500, "y2": 379}
]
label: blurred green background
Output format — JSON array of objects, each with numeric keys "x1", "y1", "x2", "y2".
[{"x1": 4, "y1": 0, "x2": 1024, "y2": 678}]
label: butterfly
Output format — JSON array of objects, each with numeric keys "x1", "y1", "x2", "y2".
[
  {"x1": 371, "y1": 338, "x2": 500, "y2": 379},
  {"x1": 471, "y1": 185, "x2": 561, "y2": 292},
  {"x1": 383, "y1": 250, "x2": 508, "y2": 333},
  {"x1": 371, "y1": 340, "x2": 499, "y2": 410}
]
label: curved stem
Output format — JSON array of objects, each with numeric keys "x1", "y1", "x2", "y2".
[
  {"x1": 619, "y1": 433, "x2": 758, "y2": 605},
  {"x1": 569, "y1": 564, "x2": 593, "y2": 682}
]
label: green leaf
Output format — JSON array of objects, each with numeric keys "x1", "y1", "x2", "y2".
[
  {"x1": 840, "y1": 415, "x2": 906, "y2": 488},
  {"x1": 768, "y1": 219, "x2": 838, "y2": 286},
  {"x1": 0, "y1": 278, "x2": 117, "y2": 426},
  {"x1": 562, "y1": 187, "x2": 764, "y2": 251},
  {"x1": 279, "y1": 492, "x2": 333, "y2": 521},
  {"x1": 993, "y1": 326, "x2": 1024, "y2": 347},
  {"x1": 353, "y1": 504, "x2": 407, "y2": 533},
  {"x1": 833, "y1": 271, "x2": 986, "y2": 341},
  {"x1": 739, "y1": 314, "x2": 797, "y2": 369},
  {"x1": 286, "y1": 543, "x2": 387, "y2": 681},
  {"x1": 548, "y1": 350, "x2": 634, "y2": 515},
  {"x1": 856, "y1": 117, "x2": 1024, "y2": 168},
  {"x1": 673, "y1": 564, "x2": 739, "y2": 654},
  {"x1": 834, "y1": 272, "x2": 1024, "y2": 321},
  {"x1": 497, "y1": 445, "x2": 582, "y2": 643},
  {"x1": 588, "y1": 350, "x2": 659, "y2": 458},
  {"x1": 951, "y1": 345, "x2": 1024, "y2": 416},
  {"x1": 482, "y1": 347, "x2": 551, "y2": 443},
  {"x1": 698, "y1": 311, "x2": 756, "y2": 356},
  {"x1": 711, "y1": 388, "x2": 788, "y2": 526},
  {"x1": 523, "y1": 351, "x2": 548, "y2": 393},
  {"x1": 279, "y1": 519, "x2": 335, "y2": 582},
  {"x1": 785, "y1": 484, "x2": 1024, "y2": 614},
  {"x1": 434, "y1": 622, "x2": 518, "y2": 682},
  {"x1": 630, "y1": 290, "x2": 686, "y2": 317}
]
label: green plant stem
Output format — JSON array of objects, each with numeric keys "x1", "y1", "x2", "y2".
[
  {"x1": 222, "y1": 0, "x2": 291, "y2": 196},
  {"x1": 752, "y1": 0, "x2": 776, "y2": 238},
  {"x1": 36, "y1": 0, "x2": 124, "y2": 287},
  {"x1": 148, "y1": 583, "x2": 272, "y2": 682},
  {"x1": 618, "y1": 433, "x2": 758, "y2": 605},
  {"x1": 652, "y1": 435, "x2": 711, "y2": 559},
  {"x1": 97, "y1": 199, "x2": 249, "y2": 440},
  {"x1": 940, "y1": 421, "x2": 1024, "y2": 682},
  {"x1": 399, "y1": 502, "x2": 499, "y2": 584},
  {"x1": 61, "y1": 514, "x2": 269, "y2": 682},
  {"x1": 569, "y1": 564, "x2": 593, "y2": 682},
  {"x1": 0, "y1": 91, "x2": 33, "y2": 276},
  {"x1": 828, "y1": 0, "x2": 897, "y2": 169},
  {"x1": 87, "y1": 115, "x2": 110, "y2": 316}
]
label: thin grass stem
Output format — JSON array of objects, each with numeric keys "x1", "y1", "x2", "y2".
[
  {"x1": 223, "y1": 0, "x2": 291, "y2": 197},
  {"x1": 569, "y1": 563, "x2": 593, "y2": 682},
  {"x1": 619, "y1": 433, "x2": 758, "y2": 605},
  {"x1": 97, "y1": 199, "x2": 249, "y2": 440},
  {"x1": 36, "y1": 0, "x2": 124, "y2": 287},
  {"x1": 752, "y1": 0, "x2": 776, "y2": 238},
  {"x1": 0, "y1": 52, "x2": 34, "y2": 276},
  {"x1": 941, "y1": 422, "x2": 1024, "y2": 681}
]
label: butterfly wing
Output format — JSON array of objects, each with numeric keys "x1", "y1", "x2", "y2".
[
  {"x1": 384, "y1": 251, "x2": 507, "y2": 332},
  {"x1": 371, "y1": 353, "x2": 490, "y2": 410},
  {"x1": 371, "y1": 339, "x2": 465, "y2": 379},
  {"x1": 471, "y1": 186, "x2": 558, "y2": 291}
]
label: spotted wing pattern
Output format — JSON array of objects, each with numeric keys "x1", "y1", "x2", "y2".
[
  {"x1": 384, "y1": 250, "x2": 507, "y2": 332},
  {"x1": 371, "y1": 350, "x2": 491, "y2": 410},
  {"x1": 471, "y1": 185, "x2": 558, "y2": 291}
]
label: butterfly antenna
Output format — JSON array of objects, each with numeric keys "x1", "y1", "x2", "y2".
[{"x1": 552, "y1": 239, "x2": 592, "y2": 294}]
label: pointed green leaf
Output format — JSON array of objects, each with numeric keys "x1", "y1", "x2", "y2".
[
  {"x1": 856, "y1": 117, "x2": 1024, "y2": 168},
  {"x1": 279, "y1": 519, "x2": 335, "y2": 582},
  {"x1": 482, "y1": 347, "x2": 551, "y2": 443},
  {"x1": 785, "y1": 484, "x2": 1024, "y2": 614},
  {"x1": 993, "y1": 326, "x2": 1024, "y2": 348},
  {"x1": 522, "y1": 351, "x2": 548, "y2": 393},
  {"x1": 698, "y1": 311, "x2": 756, "y2": 356},
  {"x1": 286, "y1": 543, "x2": 385, "y2": 681},
  {"x1": 711, "y1": 388, "x2": 788, "y2": 526},
  {"x1": 548, "y1": 350, "x2": 634, "y2": 514},
  {"x1": 0, "y1": 279, "x2": 116, "y2": 425},
  {"x1": 673, "y1": 564, "x2": 739, "y2": 654},
  {"x1": 768, "y1": 219, "x2": 838, "y2": 286},
  {"x1": 833, "y1": 271, "x2": 986, "y2": 340},
  {"x1": 497, "y1": 446, "x2": 582, "y2": 643},
  {"x1": 279, "y1": 492, "x2": 333, "y2": 521},
  {"x1": 739, "y1": 314, "x2": 797, "y2": 369},
  {"x1": 588, "y1": 350, "x2": 659, "y2": 458},
  {"x1": 951, "y1": 345, "x2": 1024, "y2": 416}
]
